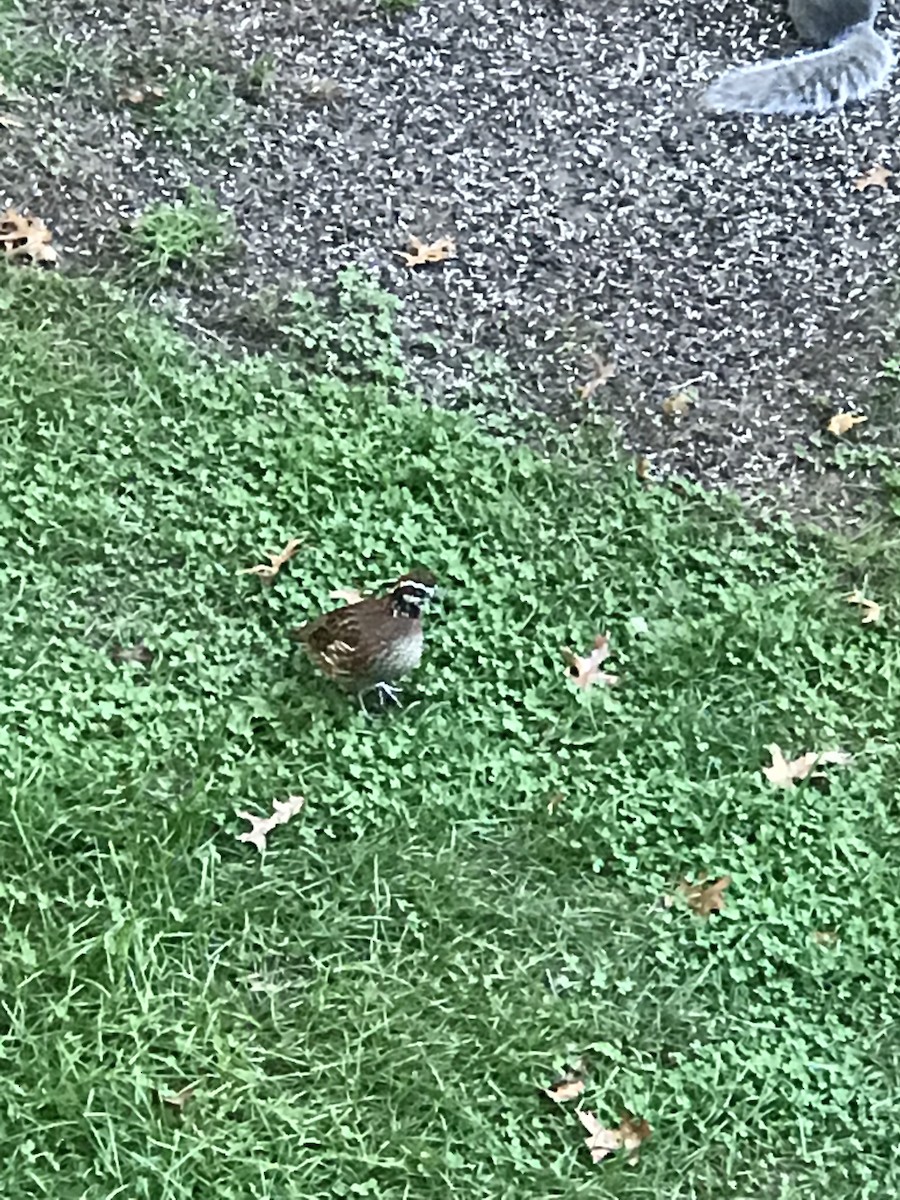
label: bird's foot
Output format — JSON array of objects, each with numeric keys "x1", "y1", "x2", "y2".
[{"x1": 375, "y1": 681, "x2": 403, "y2": 706}]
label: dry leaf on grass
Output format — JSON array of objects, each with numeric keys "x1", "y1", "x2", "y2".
[
  {"x1": 119, "y1": 83, "x2": 167, "y2": 105},
  {"x1": 397, "y1": 234, "x2": 456, "y2": 268},
  {"x1": 853, "y1": 164, "x2": 892, "y2": 191},
  {"x1": 676, "y1": 874, "x2": 731, "y2": 917},
  {"x1": 546, "y1": 791, "x2": 564, "y2": 815},
  {"x1": 0, "y1": 207, "x2": 58, "y2": 267},
  {"x1": 544, "y1": 1075, "x2": 585, "y2": 1103},
  {"x1": 845, "y1": 589, "x2": 882, "y2": 624},
  {"x1": 562, "y1": 634, "x2": 619, "y2": 690},
  {"x1": 239, "y1": 537, "x2": 302, "y2": 582},
  {"x1": 578, "y1": 352, "x2": 617, "y2": 400},
  {"x1": 237, "y1": 795, "x2": 306, "y2": 852},
  {"x1": 762, "y1": 744, "x2": 852, "y2": 788},
  {"x1": 160, "y1": 1084, "x2": 196, "y2": 1110},
  {"x1": 813, "y1": 929, "x2": 840, "y2": 947},
  {"x1": 635, "y1": 455, "x2": 655, "y2": 482},
  {"x1": 576, "y1": 1110, "x2": 652, "y2": 1167},
  {"x1": 328, "y1": 586, "x2": 366, "y2": 605},
  {"x1": 662, "y1": 387, "x2": 698, "y2": 418},
  {"x1": 110, "y1": 641, "x2": 154, "y2": 665},
  {"x1": 827, "y1": 411, "x2": 867, "y2": 436}
]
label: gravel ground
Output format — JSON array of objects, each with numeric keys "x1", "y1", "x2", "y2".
[{"x1": 3, "y1": 0, "x2": 900, "y2": 512}]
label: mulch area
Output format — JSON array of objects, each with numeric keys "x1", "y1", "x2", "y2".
[{"x1": 3, "y1": 0, "x2": 900, "y2": 515}]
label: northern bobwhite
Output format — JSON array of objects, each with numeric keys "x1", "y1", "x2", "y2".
[{"x1": 290, "y1": 570, "x2": 437, "y2": 706}]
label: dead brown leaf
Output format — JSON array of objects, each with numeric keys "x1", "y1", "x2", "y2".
[
  {"x1": 161, "y1": 1084, "x2": 196, "y2": 1110},
  {"x1": 576, "y1": 1110, "x2": 651, "y2": 1167},
  {"x1": 677, "y1": 874, "x2": 731, "y2": 917},
  {"x1": 237, "y1": 795, "x2": 306, "y2": 853},
  {"x1": 662, "y1": 387, "x2": 698, "y2": 418},
  {"x1": 119, "y1": 84, "x2": 167, "y2": 105},
  {"x1": 578, "y1": 352, "x2": 617, "y2": 400},
  {"x1": 635, "y1": 455, "x2": 653, "y2": 482},
  {"x1": 562, "y1": 634, "x2": 619, "y2": 690},
  {"x1": 845, "y1": 589, "x2": 882, "y2": 624},
  {"x1": 813, "y1": 929, "x2": 840, "y2": 947},
  {"x1": 853, "y1": 164, "x2": 892, "y2": 191},
  {"x1": 827, "y1": 411, "x2": 867, "y2": 436},
  {"x1": 110, "y1": 642, "x2": 154, "y2": 666},
  {"x1": 328, "y1": 586, "x2": 366, "y2": 606},
  {"x1": 0, "y1": 207, "x2": 58, "y2": 267},
  {"x1": 544, "y1": 1075, "x2": 585, "y2": 1103},
  {"x1": 239, "y1": 537, "x2": 302, "y2": 582},
  {"x1": 546, "y1": 791, "x2": 564, "y2": 815},
  {"x1": 762, "y1": 744, "x2": 852, "y2": 788},
  {"x1": 397, "y1": 234, "x2": 456, "y2": 268}
]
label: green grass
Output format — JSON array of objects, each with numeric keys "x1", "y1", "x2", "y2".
[
  {"x1": 1, "y1": 267, "x2": 899, "y2": 1199},
  {"x1": 124, "y1": 187, "x2": 239, "y2": 280}
]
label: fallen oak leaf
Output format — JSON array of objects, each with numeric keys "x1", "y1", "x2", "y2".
[
  {"x1": 546, "y1": 791, "x2": 565, "y2": 815},
  {"x1": 618, "y1": 1112, "x2": 653, "y2": 1166},
  {"x1": 576, "y1": 1110, "x2": 622, "y2": 1164},
  {"x1": 813, "y1": 929, "x2": 840, "y2": 947},
  {"x1": 576, "y1": 1110, "x2": 651, "y2": 1166},
  {"x1": 544, "y1": 1074, "x2": 585, "y2": 1103},
  {"x1": 853, "y1": 163, "x2": 892, "y2": 190},
  {"x1": 396, "y1": 234, "x2": 456, "y2": 268},
  {"x1": 119, "y1": 83, "x2": 167, "y2": 105},
  {"x1": 762, "y1": 744, "x2": 852, "y2": 788},
  {"x1": 562, "y1": 634, "x2": 619, "y2": 690},
  {"x1": 578, "y1": 351, "x2": 617, "y2": 400},
  {"x1": 328, "y1": 586, "x2": 366, "y2": 605},
  {"x1": 635, "y1": 454, "x2": 656, "y2": 482},
  {"x1": 237, "y1": 795, "x2": 305, "y2": 853},
  {"x1": 845, "y1": 589, "x2": 882, "y2": 624},
  {"x1": 160, "y1": 1084, "x2": 196, "y2": 1110},
  {"x1": 827, "y1": 411, "x2": 867, "y2": 436},
  {"x1": 239, "y1": 536, "x2": 302, "y2": 582},
  {"x1": 0, "y1": 207, "x2": 58, "y2": 267},
  {"x1": 662, "y1": 386, "x2": 698, "y2": 418},
  {"x1": 676, "y1": 874, "x2": 731, "y2": 917}
]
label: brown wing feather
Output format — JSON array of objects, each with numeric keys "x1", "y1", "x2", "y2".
[{"x1": 291, "y1": 597, "x2": 385, "y2": 683}]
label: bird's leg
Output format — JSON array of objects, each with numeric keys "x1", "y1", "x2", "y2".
[{"x1": 375, "y1": 681, "x2": 403, "y2": 707}]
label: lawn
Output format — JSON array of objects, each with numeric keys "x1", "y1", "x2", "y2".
[{"x1": 1, "y1": 266, "x2": 899, "y2": 1199}]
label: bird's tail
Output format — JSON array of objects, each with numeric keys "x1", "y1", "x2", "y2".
[{"x1": 703, "y1": 23, "x2": 894, "y2": 115}]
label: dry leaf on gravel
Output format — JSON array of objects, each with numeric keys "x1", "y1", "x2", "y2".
[
  {"x1": 562, "y1": 634, "x2": 619, "y2": 690},
  {"x1": 676, "y1": 874, "x2": 731, "y2": 917},
  {"x1": 827, "y1": 411, "x2": 867, "y2": 436},
  {"x1": 239, "y1": 537, "x2": 302, "y2": 582},
  {"x1": 845, "y1": 589, "x2": 882, "y2": 624},
  {"x1": 237, "y1": 795, "x2": 305, "y2": 852},
  {"x1": 762, "y1": 744, "x2": 852, "y2": 788},
  {"x1": 853, "y1": 164, "x2": 892, "y2": 191},
  {"x1": 110, "y1": 642, "x2": 154, "y2": 665},
  {"x1": 397, "y1": 234, "x2": 456, "y2": 268},
  {"x1": 662, "y1": 387, "x2": 697, "y2": 417},
  {"x1": 544, "y1": 1075, "x2": 585, "y2": 1103},
  {"x1": 0, "y1": 208, "x2": 58, "y2": 266},
  {"x1": 328, "y1": 586, "x2": 366, "y2": 605},
  {"x1": 578, "y1": 351, "x2": 617, "y2": 400},
  {"x1": 635, "y1": 455, "x2": 654, "y2": 482},
  {"x1": 576, "y1": 1110, "x2": 651, "y2": 1166},
  {"x1": 160, "y1": 1084, "x2": 196, "y2": 1110}
]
